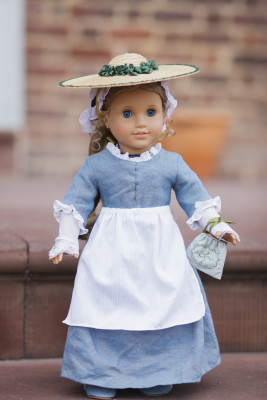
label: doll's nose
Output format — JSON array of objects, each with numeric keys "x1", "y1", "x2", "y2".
[{"x1": 136, "y1": 115, "x2": 146, "y2": 127}]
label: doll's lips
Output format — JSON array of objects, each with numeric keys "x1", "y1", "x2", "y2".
[{"x1": 133, "y1": 132, "x2": 148, "y2": 136}]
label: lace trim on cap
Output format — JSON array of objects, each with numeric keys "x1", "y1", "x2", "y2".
[
  {"x1": 53, "y1": 200, "x2": 88, "y2": 235},
  {"x1": 79, "y1": 81, "x2": 177, "y2": 135}
]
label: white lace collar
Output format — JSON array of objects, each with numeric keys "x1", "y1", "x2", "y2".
[{"x1": 106, "y1": 142, "x2": 162, "y2": 162}]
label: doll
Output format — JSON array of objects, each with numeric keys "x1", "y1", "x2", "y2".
[{"x1": 49, "y1": 53, "x2": 239, "y2": 399}]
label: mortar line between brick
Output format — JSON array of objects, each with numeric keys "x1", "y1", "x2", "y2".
[
  {"x1": 19, "y1": 236, "x2": 30, "y2": 359},
  {"x1": 7, "y1": 230, "x2": 30, "y2": 358},
  {"x1": 24, "y1": 239, "x2": 30, "y2": 358}
]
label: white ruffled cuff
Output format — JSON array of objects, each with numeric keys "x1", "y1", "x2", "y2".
[
  {"x1": 53, "y1": 200, "x2": 88, "y2": 235},
  {"x1": 49, "y1": 200, "x2": 88, "y2": 259},
  {"x1": 186, "y1": 196, "x2": 240, "y2": 243},
  {"x1": 48, "y1": 237, "x2": 79, "y2": 259},
  {"x1": 186, "y1": 196, "x2": 221, "y2": 231}
]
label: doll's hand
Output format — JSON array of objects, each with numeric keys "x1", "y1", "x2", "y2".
[
  {"x1": 216, "y1": 232, "x2": 237, "y2": 246},
  {"x1": 49, "y1": 253, "x2": 79, "y2": 264}
]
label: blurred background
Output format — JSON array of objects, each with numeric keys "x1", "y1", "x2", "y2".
[
  {"x1": 0, "y1": 0, "x2": 267, "y2": 365},
  {"x1": 0, "y1": 0, "x2": 266, "y2": 178}
]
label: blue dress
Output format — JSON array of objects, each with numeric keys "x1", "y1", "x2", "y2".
[{"x1": 59, "y1": 145, "x2": 221, "y2": 388}]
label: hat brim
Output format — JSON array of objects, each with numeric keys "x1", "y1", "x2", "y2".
[{"x1": 59, "y1": 64, "x2": 199, "y2": 88}]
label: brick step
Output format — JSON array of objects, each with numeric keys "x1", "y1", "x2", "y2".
[
  {"x1": 0, "y1": 354, "x2": 266, "y2": 400},
  {"x1": 1, "y1": 267, "x2": 266, "y2": 359},
  {"x1": 0, "y1": 177, "x2": 266, "y2": 359}
]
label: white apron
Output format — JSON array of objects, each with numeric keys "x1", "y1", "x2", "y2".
[{"x1": 63, "y1": 206, "x2": 205, "y2": 330}]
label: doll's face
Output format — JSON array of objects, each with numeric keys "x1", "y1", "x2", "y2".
[{"x1": 105, "y1": 88, "x2": 165, "y2": 154}]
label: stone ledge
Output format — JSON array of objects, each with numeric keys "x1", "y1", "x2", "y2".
[
  {"x1": 1, "y1": 271, "x2": 266, "y2": 359},
  {"x1": 0, "y1": 176, "x2": 266, "y2": 275},
  {"x1": 225, "y1": 249, "x2": 267, "y2": 272},
  {"x1": 1, "y1": 227, "x2": 266, "y2": 275},
  {"x1": 0, "y1": 229, "x2": 28, "y2": 274}
]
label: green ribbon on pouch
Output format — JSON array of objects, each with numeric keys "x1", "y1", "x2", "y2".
[
  {"x1": 203, "y1": 217, "x2": 235, "y2": 236},
  {"x1": 99, "y1": 60, "x2": 159, "y2": 77}
]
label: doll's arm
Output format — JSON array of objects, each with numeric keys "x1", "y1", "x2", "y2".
[
  {"x1": 48, "y1": 202, "x2": 86, "y2": 263},
  {"x1": 48, "y1": 156, "x2": 98, "y2": 263},
  {"x1": 173, "y1": 154, "x2": 211, "y2": 217},
  {"x1": 173, "y1": 155, "x2": 239, "y2": 245},
  {"x1": 186, "y1": 197, "x2": 240, "y2": 246}
]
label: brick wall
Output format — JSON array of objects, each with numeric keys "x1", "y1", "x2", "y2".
[{"x1": 23, "y1": 0, "x2": 267, "y2": 177}]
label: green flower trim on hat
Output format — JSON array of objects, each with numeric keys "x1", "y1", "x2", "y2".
[{"x1": 99, "y1": 60, "x2": 159, "y2": 77}]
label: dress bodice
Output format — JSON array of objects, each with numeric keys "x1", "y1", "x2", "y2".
[{"x1": 63, "y1": 147, "x2": 210, "y2": 224}]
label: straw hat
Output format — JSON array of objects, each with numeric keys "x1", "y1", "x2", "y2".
[{"x1": 59, "y1": 53, "x2": 199, "y2": 88}]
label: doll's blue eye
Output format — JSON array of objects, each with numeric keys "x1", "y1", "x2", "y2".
[
  {"x1": 122, "y1": 110, "x2": 132, "y2": 118},
  {"x1": 146, "y1": 109, "x2": 156, "y2": 117}
]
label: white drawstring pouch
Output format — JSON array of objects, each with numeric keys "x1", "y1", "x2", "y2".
[{"x1": 186, "y1": 233, "x2": 227, "y2": 280}]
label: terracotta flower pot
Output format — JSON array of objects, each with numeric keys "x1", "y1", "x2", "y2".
[{"x1": 162, "y1": 111, "x2": 229, "y2": 178}]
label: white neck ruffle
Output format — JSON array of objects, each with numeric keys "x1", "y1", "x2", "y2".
[{"x1": 106, "y1": 142, "x2": 162, "y2": 162}]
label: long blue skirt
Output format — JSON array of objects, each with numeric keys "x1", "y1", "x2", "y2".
[{"x1": 61, "y1": 270, "x2": 220, "y2": 389}]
